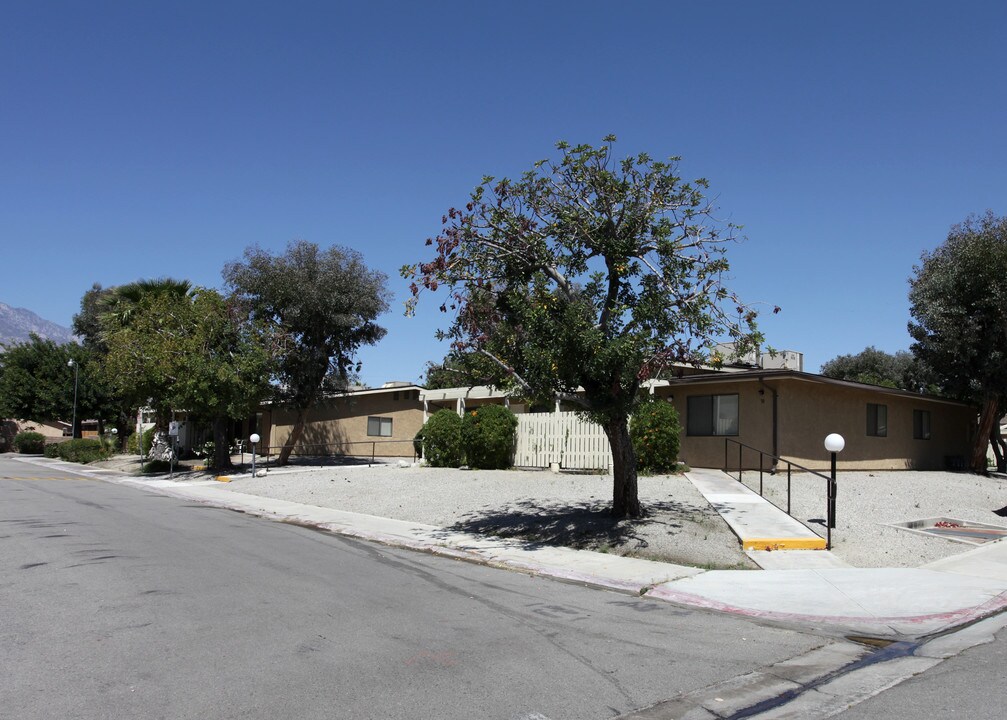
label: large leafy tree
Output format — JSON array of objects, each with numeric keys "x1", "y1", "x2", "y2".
[
  {"x1": 908, "y1": 211, "x2": 1007, "y2": 473},
  {"x1": 820, "y1": 346, "x2": 933, "y2": 392},
  {"x1": 73, "y1": 283, "x2": 136, "y2": 443},
  {"x1": 403, "y1": 138, "x2": 763, "y2": 517},
  {"x1": 421, "y1": 351, "x2": 485, "y2": 390},
  {"x1": 103, "y1": 288, "x2": 273, "y2": 469},
  {"x1": 93, "y1": 277, "x2": 195, "y2": 436},
  {"x1": 0, "y1": 335, "x2": 113, "y2": 436},
  {"x1": 223, "y1": 241, "x2": 390, "y2": 465}
]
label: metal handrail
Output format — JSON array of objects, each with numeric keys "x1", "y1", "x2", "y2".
[{"x1": 723, "y1": 438, "x2": 836, "y2": 550}]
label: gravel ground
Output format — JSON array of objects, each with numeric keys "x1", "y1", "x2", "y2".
[
  {"x1": 89, "y1": 454, "x2": 1007, "y2": 570},
  {"x1": 738, "y1": 469, "x2": 1007, "y2": 568},
  {"x1": 219, "y1": 463, "x2": 758, "y2": 570}
]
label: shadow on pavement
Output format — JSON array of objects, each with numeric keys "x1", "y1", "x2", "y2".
[{"x1": 446, "y1": 498, "x2": 702, "y2": 551}]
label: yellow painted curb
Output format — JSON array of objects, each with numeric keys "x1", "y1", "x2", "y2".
[
  {"x1": 215, "y1": 476, "x2": 232, "y2": 483},
  {"x1": 743, "y1": 537, "x2": 827, "y2": 551}
]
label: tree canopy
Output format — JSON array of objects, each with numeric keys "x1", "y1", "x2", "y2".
[
  {"x1": 0, "y1": 335, "x2": 115, "y2": 436},
  {"x1": 102, "y1": 288, "x2": 273, "y2": 468},
  {"x1": 909, "y1": 211, "x2": 1007, "y2": 473},
  {"x1": 819, "y1": 346, "x2": 931, "y2": 392},
  {"x1": 403, "y1": 137, "x2": 764, "y2": 516},
  {"x1": 224, "y1": 241, "x2": 389, "y2": 464}
]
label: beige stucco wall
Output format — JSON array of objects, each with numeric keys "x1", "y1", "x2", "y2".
[
  {"x1": 656, "y1": 380, "x2": 774, "y2": 471},
  {"x1": 774, "y1": 379, "x2": 973, "y2": 471},
  {"x1": 656, "y1": 378, "x2": 974, "y2": 471},
  {"x1": 265, "y1": 391, "x2": 425, "y2": 458}
]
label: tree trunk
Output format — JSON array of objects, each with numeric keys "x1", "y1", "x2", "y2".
[
  {"x1": 277, "y1": 406, "x2": 308, "y2": 466},
  {"x1": 213, "y1": 417, "x2": 233, "y2": 470},
  {"x1": 972, "y1": 397, "x2": 1000, "y2": 474},
  {"x1": 604, "y1": 416, "x2": 641, "y2": 518}
]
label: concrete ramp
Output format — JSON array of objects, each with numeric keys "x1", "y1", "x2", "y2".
[{"x1": 686, "y1": 468, "x2": 827, "y2": 551}]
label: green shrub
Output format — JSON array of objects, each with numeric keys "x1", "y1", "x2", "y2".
[
  {"x1": 199, "y1": 440, "x2": 216, "y2": 468},
  {"x1": 44, "y1": 443, "x2": 60, "y2": 458},
  {"x1": 421, "y1": 410, "x2": 464, "y2": 467},
  {"x1": 98, "y1": 433, "x2": 120, "y2": 455},
  {"x1": 630, "y1": 399, "x2": 681, "y2": 473},
  {"x1": 126, "y1": 427, "x2": 156, "y2": 456},
  {"x1": 462, "y1": 405, "x2": 518, "y2": 469},
  {"x1": 56, "y1": 438, "x2": 108, "y2": 464},
  {"x1": 13, "y1": 431, "x2": 46, "y2": 454}
]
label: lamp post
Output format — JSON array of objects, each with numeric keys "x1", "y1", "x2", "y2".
[
  {"x1": 67, "y1": 359, "x2": 79, "y2": 439},
  {"x1": 823, "y1": 433, "x2": 845, "y2": 548},
  {"x1": 250, "y1": 433, "x2": 260, "y2": 477}
]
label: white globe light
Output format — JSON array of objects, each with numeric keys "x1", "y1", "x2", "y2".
[
  {"x1": 824, "y1": 433, "x2": 845, "y2": 453},
  {"x1": 249, "y1": 433, "x2": 261, "y2": 444}
]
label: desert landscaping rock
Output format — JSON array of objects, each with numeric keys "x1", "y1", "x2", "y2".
[
  {"x1": 90, "y1": 455, "x2": 1007, "y2": 571},
  {"x1": 219, "y1": 464, "x2": 758, "y2": 570},
  {"x1": 739, "y1": 470, "x2": 1007, "y2": 568}
]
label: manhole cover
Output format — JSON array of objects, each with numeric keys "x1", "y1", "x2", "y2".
[{"x1": 887, "y1": 516, "x2": 1007, "y2": 545}]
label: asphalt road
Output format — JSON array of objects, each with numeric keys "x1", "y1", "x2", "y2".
[
  {"x1": 0, "y1": 456, "x2": 825, "y2": 720},
  {"x1": 835, "y1": 626, "x2": 1007, "y2": 720}
]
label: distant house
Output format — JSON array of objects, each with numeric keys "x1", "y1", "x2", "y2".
[
  {"x1": 1, "y1": 419, "x2": 69, "y2": 451},
  {"x1": 260, "y1": 383, "x2": 425, "y2": 459}
]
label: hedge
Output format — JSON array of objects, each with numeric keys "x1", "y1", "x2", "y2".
[
  {"x1": 630, "y1": 399, "x2": 681, "y2": 473},
  {"x1": 13, "y1": 431, "x2": 45, "y2": 454},
  {"x1": 462, "y1": 405, "x2": 518, "y2": 469},
  {"x1": 421, "y1": 410, "x2": 464, "y2": 467}
]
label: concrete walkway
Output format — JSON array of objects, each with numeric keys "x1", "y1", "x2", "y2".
[
  {"x1": 686, "y1": 468, "x2": 828, "y2": 551},
  {"x1": 13, "y1": 455, "x2": 1007, "y2": 641}
]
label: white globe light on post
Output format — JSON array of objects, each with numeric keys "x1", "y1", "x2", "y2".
[
  {"x1": 250, "y1": 433, "x2": 261, "y2": 477},
  {"x1": 823, "y1": 434, "x2": 845, "y2": 543}
]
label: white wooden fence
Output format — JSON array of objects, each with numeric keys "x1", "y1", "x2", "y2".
[{"x1": 514, "y1": 412, "x2": 613, "y2": 470}]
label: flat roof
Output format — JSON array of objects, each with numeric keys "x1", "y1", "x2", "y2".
[
  {"x1": 419, "y1": 385, "x2": 512, "y2": 401},
  {"x1": 653, "y1": 369, "x2": 972, "y2": 407}
]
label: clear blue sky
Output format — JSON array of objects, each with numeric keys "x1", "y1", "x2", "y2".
[{"x1": 3, "y1": 1, "x2": 1005, "y2": 386}]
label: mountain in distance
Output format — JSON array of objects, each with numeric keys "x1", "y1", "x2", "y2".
[{"x1": 0, "y1": 301, "x2": 77, "y2": 347}]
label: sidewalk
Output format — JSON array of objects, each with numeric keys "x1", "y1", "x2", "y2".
[{"x1": 14, "y1": 455, "x2": 1007, "y2": 641}]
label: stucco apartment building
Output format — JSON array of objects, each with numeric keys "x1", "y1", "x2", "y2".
[
  {"x1": 258, "y1": 366, "x2": 975, "y2": 470},
  {"x1": 649, "y1": 370, "x2": 974, "y2": 471}
]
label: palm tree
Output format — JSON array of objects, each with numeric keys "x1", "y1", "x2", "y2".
[
  {"x1": 97, "y1": 278, "x2": 193, "y2": 337},
  {"x1": 97, "y1": 278, "x2": 194, "y2": 458}
]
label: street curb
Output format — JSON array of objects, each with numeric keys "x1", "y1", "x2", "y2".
[{"x1": 11, "y1": 454, "x2": 1007, "y2": 640}]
